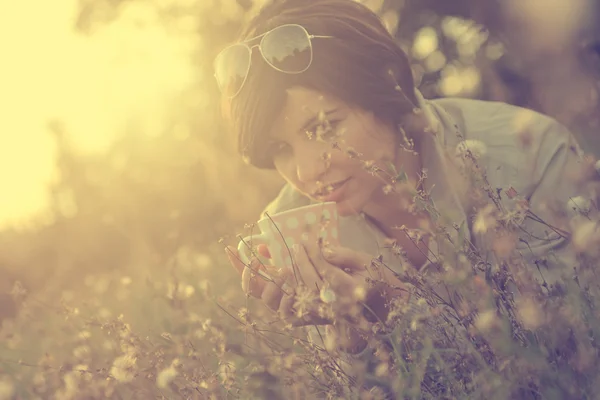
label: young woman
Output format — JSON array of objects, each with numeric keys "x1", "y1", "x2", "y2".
[{"x1": 218, "y1": 0, "x2": 597, "y2": 363}]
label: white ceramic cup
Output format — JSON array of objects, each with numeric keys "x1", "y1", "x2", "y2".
[{"x1": 237, "y1": 202, "x2": 340, "y2": 292}]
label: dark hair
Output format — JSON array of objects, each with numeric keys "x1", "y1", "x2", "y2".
[{"x1": 226, "y1": 0, "x2": 417, "y2": 169}]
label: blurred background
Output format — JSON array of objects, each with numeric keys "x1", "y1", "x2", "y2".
[{"x1": 0, "y1": 0, "x2": 599, "y2": 323}]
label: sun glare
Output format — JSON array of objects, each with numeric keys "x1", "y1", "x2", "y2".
[{"x1": 0, "y1": 0, "x2": 194, "y2": 228}]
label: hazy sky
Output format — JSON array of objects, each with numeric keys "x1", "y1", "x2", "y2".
[{"x1": 0, "y1": 0, "x2": 194, "y2": 228}]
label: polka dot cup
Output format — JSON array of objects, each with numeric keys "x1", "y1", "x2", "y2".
[{"x1": 237, "y1": 202, "x2": 340, "y2": 273}]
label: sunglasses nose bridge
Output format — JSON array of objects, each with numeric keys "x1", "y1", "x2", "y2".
[{"x1": 248, "y1": 43, "x2": 261, "y2": 56}]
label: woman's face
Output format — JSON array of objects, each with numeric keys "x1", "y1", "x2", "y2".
[{"x1": 266, "y1": 86, "x2": 400, "y2": 217}]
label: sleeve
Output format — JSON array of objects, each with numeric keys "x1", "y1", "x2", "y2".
[{"x1": 514, "y1": 119, "x2": 599, "y2": 286}]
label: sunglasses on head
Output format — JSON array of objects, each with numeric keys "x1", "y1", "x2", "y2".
[{"x1": 214, "y1": 24, "x2": 334, "y2": 99}]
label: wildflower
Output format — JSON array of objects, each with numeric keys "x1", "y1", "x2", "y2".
[
  {"x1": 474, "y1": 309, "x2": 497, "y2": 333},
  {"x1": 61, "y1": 365, "x2": 89, "y2": 399},
  {"x1": 568, "y1": 196, "x2": 591, "y2": 214},
  {"x1": 353, "y1": 286, "x2": 367, "y2": 301},
  {"x1": 319, "y1": 285, "x2": 337, "y2": 304},
  {"x1": 110, "y1": 352, "x2": 137, "y2": 383},
  {"x1": 345, "y1": 147, "x2": 362, "y2": 159},
  {"x1": 202, "y1": 319, "x2": 212, "y2": 331},
  {"x1": 78, "y1": 330, "x2": 91, "y2": 340},
  {"x1": 362, "y1": 160, "x2": 382, "y2": 175},
  {"x1": 293, "y1": 286, "x2": 319, "y2": 318},
  {"x1": 73, "y1": 345, "x2": 91, "y2": 360},
  {"x1": 195, "y1": 253, "x2": 211, "y2": 269},
  {"x1": 167, "y1": 282, "x2": 195, "y2": 300},
  {"x1": 98, "y1": 307, "x2": 112, "y2": 320},
  {"x1": 473, "y1": 204, "x2": 497, "y2": 234},
  {"x1": 218, "y1": 363, "x2": 236, "y2": 386},
  {"x1": 572, "y1": 220, "x2": 600, "y2": 254},
  {"x1": 515, "y1": 298, "x2": 544, "y2": 330},
  {"x1": 181, "y1": 284, "x2": 195, "y2": 299},
  {"x1": 375, "y1": 362, "x2": 389, "y2": 377},
  {"x1": 156, "y1": 365, "x2": 178, "y2": 389},
  {"x1": 0, "y1": 377, "x2": 14, "y2": 400},
  {"x1": 32, "y1": 372, "x2": 46, "y2": 392}
]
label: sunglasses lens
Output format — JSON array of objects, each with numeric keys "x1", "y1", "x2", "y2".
[
  {"x1": 261, "y1": 25, "x2": 312, "y2": 73},
  {"x1": 214, "y1": 44, "x2": 251, "y2": 97}
]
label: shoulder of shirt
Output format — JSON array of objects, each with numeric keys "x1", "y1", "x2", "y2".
[
  {"x1": 430, "y1": 97, "x2": 573, "y2": 147},
  {"x1": 430, "y1": 97, "x2": 582, "y2": 195},
  {"x1": 261, "y1": 183, "x2": 311, "y2": 218}
]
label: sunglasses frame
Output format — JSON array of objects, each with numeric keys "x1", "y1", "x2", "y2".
[{"x1": 214, "y1": 24, "x2": 334, "y2": 99}]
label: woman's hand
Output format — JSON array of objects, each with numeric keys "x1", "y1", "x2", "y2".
[
  {"x1": 225, "y1": 244, "x2": 332, "y2": 326},
  {"x1": 226, "y1": 241, "x2": 404, "y2": 328}
]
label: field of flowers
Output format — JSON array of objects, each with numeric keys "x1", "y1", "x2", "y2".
[{"x1": 1, "y1": 0, "x2": 600, "y2": 399}]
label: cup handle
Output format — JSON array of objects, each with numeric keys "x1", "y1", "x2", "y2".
[
  {"x1": 237, "y1": 234, "x2": 273, "y2": 292},
  {"x1": 237, "y1": 233, "x2": 269, "y2": 265}
]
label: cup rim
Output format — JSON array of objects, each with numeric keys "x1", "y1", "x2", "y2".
[{"x1": 259, "y1": 201, "x2": 337, "y2": 222}]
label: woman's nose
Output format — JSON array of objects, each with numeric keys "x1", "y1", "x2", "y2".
[{"x1": 295, "y1": 146, "x2": 328, "y2": 184}]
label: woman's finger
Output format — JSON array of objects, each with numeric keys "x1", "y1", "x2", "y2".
[
  {"x1": 279, "y1": 287, "x2": 296, "y2": 321},
  {"x1": 225, "y1": 246, "x2": 267, "y2": 297},
  {"x1": 261, "y1": 268, "x2": 291, "y2": 311},
  {"x1": 225, "y1": 246, "x2": 246, "y2": 275},
  {"x1": 322, "y1": 245, "x2": 371, "y2": 273},
  {"x1": 241, "y1": 257, "x2": 269, "y2": 298},
  {"x1": 291, "y1": 244, "x2": 323, "y2": 291},
  {"x1": 302, "y1": 241, "x2": 369, "y2": 302}
]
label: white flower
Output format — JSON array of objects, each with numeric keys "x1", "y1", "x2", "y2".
[
  {"x1": 455, "y1": 139, "x2": 487, "y2": 159},
  {"x1": 595, "y1": 159, "x2": 600, "y2": 174},
  {"x1": 156, "y1": 365, "x2": 178, "y2": 389},
  {"x1": 319, "y1": 286, "x2": 336, "y2": 304},
  {"x1": 473, "y1": 204, "x2": 497, "y2": 234},
  {"x1": 219, "y1": 363, "x2": 236, "y2": 384},
  {"x1": 475, "y1": 309, "x2": 497, "y2": 333},
  {"x1": 573, "y1": 220, "x2": 600, "y2": 254},
  {"x1": 568, "y1": 196, "x2": 591, "y2": 213},
  {"x1": 110, "y1": 353, "x2": 137, "y2": 383}
]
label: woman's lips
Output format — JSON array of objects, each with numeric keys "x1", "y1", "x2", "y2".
[{"x1": 315, "y1": 178, "x2": 350, "y2": 202}]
